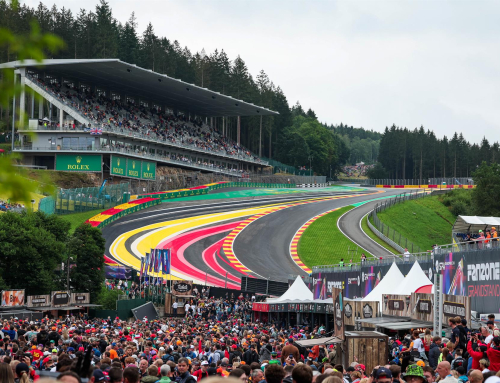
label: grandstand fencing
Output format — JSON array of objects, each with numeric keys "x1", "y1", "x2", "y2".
[
  {"x1": 361, "y1": 177, "x2": 473, "y2": 186},
  {"x1": 47, "y1": 183, "x2": 131, "y2": 215},
  {"x1": 261, "y1": 157, "x2": 310, "y2": 176}
]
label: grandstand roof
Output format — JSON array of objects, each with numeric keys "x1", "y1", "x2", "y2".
[{"x1": 1, "y1": 59, "x2": 279, "y2": 117}]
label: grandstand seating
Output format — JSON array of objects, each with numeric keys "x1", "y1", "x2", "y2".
[{"x1": 28, "y1": 74, "x2": 263, "y2": 166}]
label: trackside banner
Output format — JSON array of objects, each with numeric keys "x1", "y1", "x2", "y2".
[{"x1": 434, "y1": 250, "x2": 499, "y2": 313}]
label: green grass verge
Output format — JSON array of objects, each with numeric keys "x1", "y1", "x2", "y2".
[
  {"x1": 376, "y1": 195, "x2": 456, "y2": 251},
  {"x1": 298, "y1": 206, "x2": 373, "y2": 267},
  {"x1": 362, "y1": 214, "x2": 399, "y2": 255},
  {"x1": 60, "y1": 209, "x2": 104, "y2": 234}
]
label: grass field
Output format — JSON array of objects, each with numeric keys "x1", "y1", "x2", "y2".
[
  {"x1": 60, "y1": 209, "x2": 104, "y2": 234},
  {"x1": 298, "y1": 206, "x2": 373, "y2": 267},
  {"x1": 376, "y1": 195, "x2": 456, "y2": 251},
  {"x1": 361, "y1": 214, "x2": 399, "y2": 254}
]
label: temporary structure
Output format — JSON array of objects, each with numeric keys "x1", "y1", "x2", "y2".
[
  {"x1": 398, "y1": 261, "x2": 432, "y2": 295},
  {"x1": 266, "y1": 276, "x2": 313, "y2": 302},
  {"x1": 362, "y1": 263, "x2": 405, "y2": 306}
]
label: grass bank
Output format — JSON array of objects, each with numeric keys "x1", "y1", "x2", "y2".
[
  {"x1": 376, "y1": 195, "x2": 456, "y2": 251},
  {"x1": 60, "y1": 209, "x2": 104, "y2": 234},
  {"x1": 298, "y1": 206, "x2": 372, "y2": 267}
]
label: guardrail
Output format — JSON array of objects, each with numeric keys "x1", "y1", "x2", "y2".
[
  {"x1": 369, "y1": 191, "x2": 428, "y2": 253},
  {"x1": 86, "y1": 197, "x2": 160, "y2": 229},
  {"x1": 134, "y1": 181, "x2": 296, "y2": 200},
  {"x1": 358, "y1": 178, "x2": 474, "y2": 186}
]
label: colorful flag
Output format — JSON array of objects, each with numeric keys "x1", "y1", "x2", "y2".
[
  {"x1": 140, "y1": 257, "x2": 145, "y2": 278},
  {"x1": 162, "y1": 249, "x2": 171, "y2": 274},
  {"x1": 148, "y1": 251, "x2": 154, "y2": 273}
]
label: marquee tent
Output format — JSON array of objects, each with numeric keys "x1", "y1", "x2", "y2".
[
  {"x1": 266, "y1": 276, "x2": 313, "y2": 302},
  {"x1": 362, "y1": 262, "x2": 405, "y2": 306},
  {"x1": 398, "y1": 261, "x2": 432, "y2": 295},
  {"x1": 453, "y1": 216, "x2": 500, "y2": 234}
]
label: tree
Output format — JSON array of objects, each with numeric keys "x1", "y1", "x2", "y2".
[
  {"x1": 69, "y1": 223, "x2": 105, "y2": 301},
  {"x1": 471, "y1": 162, "x2": 500, "y2": 216},
  {"x1": 367, "y1": 163, "x2": 389, "y2": 179},
  {"x1": 0, "y1": 212, "x2": 69, "y2": 294}
]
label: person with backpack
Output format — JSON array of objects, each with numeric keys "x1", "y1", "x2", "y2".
[
  {"x1": 429, "y1": 336, "x2": 443, "y2": 369},
  {"x1": 451, "y1": 349, "x2": 466, "y2": 370},
  {"x1": 259, "y1": 338, "x2": 272, "y2": 362}
]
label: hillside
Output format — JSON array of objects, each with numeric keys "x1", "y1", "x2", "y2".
[{"x1": 375, "y1": 195, "x2": 457, "y2": 252}]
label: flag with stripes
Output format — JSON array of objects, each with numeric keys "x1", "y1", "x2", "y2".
[
  {"x1": 140, "y1": 257, "x2": 145, "y2": 278},
  {"x1": 148, "y1": 250, "x2": 154, "y2": 273},
  {"x1": 162, "y1": 249, "x2": 171, "y2": 274}
]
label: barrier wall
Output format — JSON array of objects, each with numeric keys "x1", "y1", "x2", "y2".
[
  {"x1": 376, "y1": 185, "x2": 476, "y2": 189},
  {"x1": 132, "y1": 181, "x2": 296, "y2": 201},
  {"x1": 310, "y1": 248, "x2": 500, "y2": 313},
  {"x1": 85, "y1": 197, "x2": 160, "y2": 229}
]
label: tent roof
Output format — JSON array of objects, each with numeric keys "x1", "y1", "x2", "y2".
[
  {"x1": 295, "y1": 337, "x2": 343, "y2": 347},
  {"x1": 362, "y1": 263, "x2": 405, "y2": 306},
  {"x1": 453, "y1": 216, "x2": 500, "y2": 233},
  {"x1": 398, "y1": 262, "x2": 432, "y2": 295},
  {"x1": 266, "y1": 276, "x2": 313, "y2": 302},
  {"x1": 0, "y1": 59, "x2": 278, "y2": 117},
  {"x1": 415, "y1": 284, "x2": 434, "y2": 294}
]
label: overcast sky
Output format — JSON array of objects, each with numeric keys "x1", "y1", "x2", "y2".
[{"x1": 24, "y1": 0, "x2": 500, "y2": 143}]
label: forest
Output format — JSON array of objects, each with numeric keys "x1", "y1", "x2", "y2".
[
  {"x1": 376, "y1": 125, "x2": 500, "y2": 180},
  {"x1": 1, "y1": 0, "x2": 497, "y2": 177}
]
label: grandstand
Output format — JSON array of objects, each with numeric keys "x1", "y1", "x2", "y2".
[{"x1": 1, "y1": 59, "x2": 278, "y2": 180}]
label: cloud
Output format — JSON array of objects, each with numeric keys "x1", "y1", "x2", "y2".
[{"x1": 22, "y1": 0, "x2": 500, "y2": 143}]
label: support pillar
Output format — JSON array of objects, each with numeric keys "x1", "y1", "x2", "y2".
[
  {"x1": 259, "y1": 114, "x2": 262, "y2": 157},
  {"x1": 11, "y1": 71, "x2": 17, "y2": 150},
  {"x1": 59, "y1": 108, "x2": 64, "y2": 129},
  {"x1": 222, "y1": 116, "x2": 225, "y2": 136},
  {"x1": 19, "y1": 69, "x2": 26, "y2": 128},
  {"x1": 31, "y1": 89, "x2": 35, "y2": 119},
  {"x1": 49, "y1": 102, "x2": 52, "y2": 122},
  {"x1": 237, "y1": 116, "x2": 241, "y2": 145},
  {"x1": 38, "y1": 96, "x2": 43, "y2": 119}
]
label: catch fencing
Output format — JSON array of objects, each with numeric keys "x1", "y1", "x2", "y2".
[
  {"x1": 369, "y1": 191, "x2": 430, "y2": 254},
  {"x1": 360, "y1": 178, "x2": 473, "y2": 186},
  {"x1": 38, "y1": 183, "x2": 130, "y2": 215}
]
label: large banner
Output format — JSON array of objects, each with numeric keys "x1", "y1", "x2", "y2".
[
  {"x1": 71, "y1": 293, "x2": 90, "y2": 305},
  {"x1": 1, "y1": 290, "x2": 24, "y2": 306},
  {"x1": 51, "y1": 291, "x2": 70, "y2": 307},
  {"x1": 332, "y1": 287, "x2": 345, "y2": 340},
  {"x1": 311, "y1": 260, "x2": 433, "y2": 299},
  {"x1": 383, "y1": 294, "x2": 411, "y2": 317},
  {"x1": 105, "y1": 265, "x2": 133, "y2": 280},
  {"x1": 435, "y1": 251, "x2": 498, "y2": 313},
  {"x1": 55, "y1": 154, "x2": 102, "y2": 172},
  {"x1": 442, "y1": 293, "x2": 471, "y2": 325},
  {"x1": 27, "y1": 295, "x2": 50, "y2": 307},
  {"x1": 172, "y1": 280, "x2": 193, "y2": 296}
]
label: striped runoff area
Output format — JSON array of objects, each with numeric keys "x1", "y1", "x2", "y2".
[{"x1": 289, "y1": 208, "x2": 342, "y2": 274}]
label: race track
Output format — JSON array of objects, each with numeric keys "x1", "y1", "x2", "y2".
[{"x1": 103, "y1": 187, "x2": 405, "y2": 286}]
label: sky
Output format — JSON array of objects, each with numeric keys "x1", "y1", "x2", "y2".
[{"x1": 23, "y1": 0, "x2": 500, "y2": 144}]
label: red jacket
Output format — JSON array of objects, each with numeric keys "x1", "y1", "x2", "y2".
[
  {"x1": 467, "y1": 341, "x2": 484, "y2": 370},
  {"x1": 487, "y1": 344, "x2": 500, "y2": 372}
]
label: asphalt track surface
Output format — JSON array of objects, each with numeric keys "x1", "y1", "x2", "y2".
[
  {"x1": 337, "y1": 199, "x2": 397, "y2": 258},
  {"x1": 231, "y1": 191, "x2": 402, "y2": 282},
  {"x1": 103, "y1": 187, "x2": 405, "y2": 284}
]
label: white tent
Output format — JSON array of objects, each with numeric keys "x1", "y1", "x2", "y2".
[
  {"x1": 362, "y1": 262, "x2": 405, "y2": 306},
  {"x1": 266, "y1": 276, "x2": 313, "y2": 302},
  {"x1": 453, "y1": 216, "x2": 500, "y2": 234},
  {"x1": 398, "y1": 261, "x2": 432, "y2": 295}
]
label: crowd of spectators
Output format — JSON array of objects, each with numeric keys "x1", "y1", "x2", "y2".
[
  {"x1": 28, "y1": 74, "x2": 262, "y2": 165},
  {"x1": 0, "y1": 303, "x2": 498, "y2": 383},
  {"x1": 0, "y1": 199, "x2": 25, "y2": 212},
  {"x1": 341, "y1": 164, "x2": 373, "y2": 178}
]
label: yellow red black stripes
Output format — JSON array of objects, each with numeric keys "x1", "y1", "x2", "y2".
[
  {"x1": 222, "y1": 194, "x2": 372, "y2": 275},
  {"x1": 289, "y1": 208, "x2": 343, "y2": 273}
]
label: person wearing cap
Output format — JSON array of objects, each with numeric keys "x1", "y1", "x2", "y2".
[
  {"x1": 403, "y1": 365, "x2": 426, "y2": 383},
  {"x1": 193, "y1": 361, "x2": 209, "y2": 381},
  {"x1": 219, "y1": 361, "x2": 230, "y2": 377},
  {"x1": 93, "y1": 369, "x2": 108, "y2": 382},
  {"x1": 269, "y1": 351, "x2": 280, "y2": 365},
  {"x1": 376, "y1": 367, "x2": 393, "y2": 383}
]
